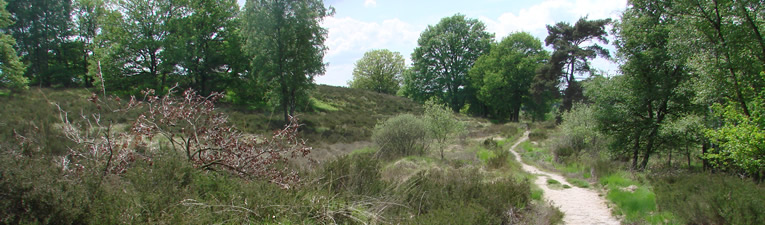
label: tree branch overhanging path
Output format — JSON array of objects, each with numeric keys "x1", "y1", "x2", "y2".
[{"x1": 508, "y1": 131, "x2": 620, "y2": 225}]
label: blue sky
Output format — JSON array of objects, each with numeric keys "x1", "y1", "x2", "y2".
[{"x1": 237, "y1": 0, "x2": 628, "y2": 86}]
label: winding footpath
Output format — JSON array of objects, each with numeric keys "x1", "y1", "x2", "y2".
[{"x1": 509, "y1": 131, "x2": 620, "y2": 225}]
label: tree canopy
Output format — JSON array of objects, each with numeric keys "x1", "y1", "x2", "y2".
[
  {"x1": 403, "y1": 14, "x2": 494, "y2": 112},
  {"x1": 6, "y1": 0, "x2": 76, "y2": 87},
  {"x1": 348, "y1": 49, "x2": 405, "y2": 95},
  {"x1": 0, "y1": 0, "x2": 27, "y2": 91},
  {"x1": 469, "y1": 32, "x2": 548, "y2": 122},
  {"x1": 243, "y1": 0, "x2": 333, "y2": 123},
  {"x1": 539, "y1": 17, "x2": 611, "y2": 113}
]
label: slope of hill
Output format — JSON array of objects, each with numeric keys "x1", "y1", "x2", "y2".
[{"x1": 0, "y1": 87, "x2": 564, "y2": 224}]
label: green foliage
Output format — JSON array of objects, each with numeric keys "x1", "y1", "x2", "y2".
[
  {"x1": 348, "y1": 49, "x2": 405, "y2": 95},
  {"x1": 0, "y1": 0, "x2": 28, "y2": 91},
  {"x1": 659, "y1": 0, "x2": 764, "y2": 118},
  {"x1": 406, "y1": 14, "x2": 494, "y2": 111},
  {"x1": 705, "y1": 92, "x2": 765, "y2": 179},
  {"x1": 552, "y1": 103, "x2": 607, "y2": 161},
  {"x1": 163, "y1": 0, "x2": 243, "y2": 95},
  {"x1": 243, "y1": 0, "x2": 333, "y2": 122},
  {"x1": 653, "y1": 173, "x2": 765, "y2": 225},
  {"x1": 469, "y1": 32, "x2": 548, "y2": 122},
  {"x1": 372, "y1": 114, "x2": 429, "y2": 159},
  {"x1": 541, "y1": 17, "x2": 611, "y2": 113},
  {"x1": 476, "y1": 147, "x2": 496, "y2": 164},
  {"x1": 6, "y1": 0, "x2": 78, "y2": 87},
  {"x1": 423, "y1": 98, "x2": 465, "y2": 159},
  {"x1": 475, "y1": 138, "x2": 511, "y2": 170},
  {"x1": 94, "y1": 0, "x2": 175, "y2": 94}
]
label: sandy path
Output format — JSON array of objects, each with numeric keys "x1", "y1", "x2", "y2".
[{"x1": 509, "y1": 131, "x2": 620, "y2": 225}]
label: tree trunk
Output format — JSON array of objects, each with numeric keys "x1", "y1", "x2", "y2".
[
  {"x1": 686, "y1": 145, "x2": 692, "y2": 169},
  {"x1": 639, "y1": 124, "x2": 662, "y2": 170},
  {"x1": 631, "y1": 131, "x2": 641, "y2": 170},
  {"x1": 668, "y1": 148, "x2": 672, "y2": 168},
  {"x1": 702, "y1": 142, "x2": 710, "y2": 171}
]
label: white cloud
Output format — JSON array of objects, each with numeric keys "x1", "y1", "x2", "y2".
[
  {"x1": 481, "y1": 0, "x2": 626, "y2": 39},
  {"x1": 363, "y1": 0, "x2": 376, "y2": 8},
  {"x1": 322, "y1": 17, "x2": 420, "y2": 58},
  {"x1": 318, "y1": 17, "x2": 421, "y2": 86}
]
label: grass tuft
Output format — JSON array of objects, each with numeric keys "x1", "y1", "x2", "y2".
[{"x1": 566, "y1": 178, "x2": 590, "y2": 188}]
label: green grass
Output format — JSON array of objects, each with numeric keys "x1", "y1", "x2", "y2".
[
  {"x1": 310, "y1": 97, "x2": 340, "y2": 112},
  {"x1": 599, "y1": 172, "x2": 637, "y2": 188},
  {"x1": 597, "y1": 172, "x2": 678, "y2": 224},
  {"x1": 476, "y1": 147, "x2": 497, "y2": 163},
  {"x1": 546, "y1": 178, "x2": 560, "y2": 185},
  {"x1": 566, "y1": 178, "x2": 590, "y2": 188},
  {"x1": 531, "y1": 188, "x2": 543, "y2": 200},
  {"x1": 520, "y1": 141, "x2": 553, "y2": 164}
]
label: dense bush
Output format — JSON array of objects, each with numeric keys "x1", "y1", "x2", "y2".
[
  {"x1": 653, "y1": 173, "x2": 765, "y2": 224},
  {"x1": 372, "y1": 114, "x2": 428, "y2": 159}
]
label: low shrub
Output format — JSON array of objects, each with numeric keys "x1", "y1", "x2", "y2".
[
  {"x1": 653, "y1": 173, "x2": 765, "y2": 225},
  {"x1": 372, "y1": 114, "x2": 428, "y2": 159},
  {"x1": 398, "y1": 168, "x2": 530, "y2": 224},
  {"x1": 528, "y1": 129, "x2": 548, "y2": 142},
  {"x1": 487, "y1": 149, "x2": 510, "y2": 169},
  {"x1": 321, "y1": 151, "x2": 386, "y2": 196}
]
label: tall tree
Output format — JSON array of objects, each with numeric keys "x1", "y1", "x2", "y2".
[
  {"x1": 243, "y1": 0, "x2": 333, "y2": 123},
  {"x1": 592, "y1": 1, "x2": 695, "y2": 170},
  {"x1": 164, "y1": 0, "x2": 241, "y2": 95},
  {"x1": 73, "y1": 0, "x2": 108, "y2": 87},
  {"x1": 406, "y1": 14, "x2": 493, "y2": 112},
  {"x1": 469, "y1": 32, "x2": 548, "y2": 122},
  {"x1": 95, "y1": 0, "x2": 176, "y2": 93},
  {"x1": 662, "y1": 0, "x2": 764, "y2": 179},
  {"x1": 541, "y1": 17, "x2": 611, "y2": 113},
  {"x1": 0, "y1": 0, "x2": 27, "y2": 90},
  {"x1": 348, "y1": 49, "x2": 405, "y2": 95},
  {"x1": 6, "y1": 0, "x2": 75, "y2": 86},
  {"x1": 668, "y1": 0, "x2": 764, "y2": 117}
]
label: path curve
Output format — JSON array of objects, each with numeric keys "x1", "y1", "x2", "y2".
[{"x1": 509, "y1": 131, "x2": 620, "y2": 225}]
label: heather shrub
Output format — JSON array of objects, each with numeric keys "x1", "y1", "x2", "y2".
[
  {"x1": 653, "y1": 173, "x2": 765, "y2": 224},
  {"x1": 372, "y1": 114, "x2": 428, "y2": 159}
]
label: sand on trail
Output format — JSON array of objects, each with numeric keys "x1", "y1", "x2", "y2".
[{"x1": 509, "y1": 131, "x2": 620, "y2": 225}]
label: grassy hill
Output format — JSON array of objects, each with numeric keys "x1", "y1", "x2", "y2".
[{"x1": 0, "y1": 86, "x2": 562, "y2": 224}]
